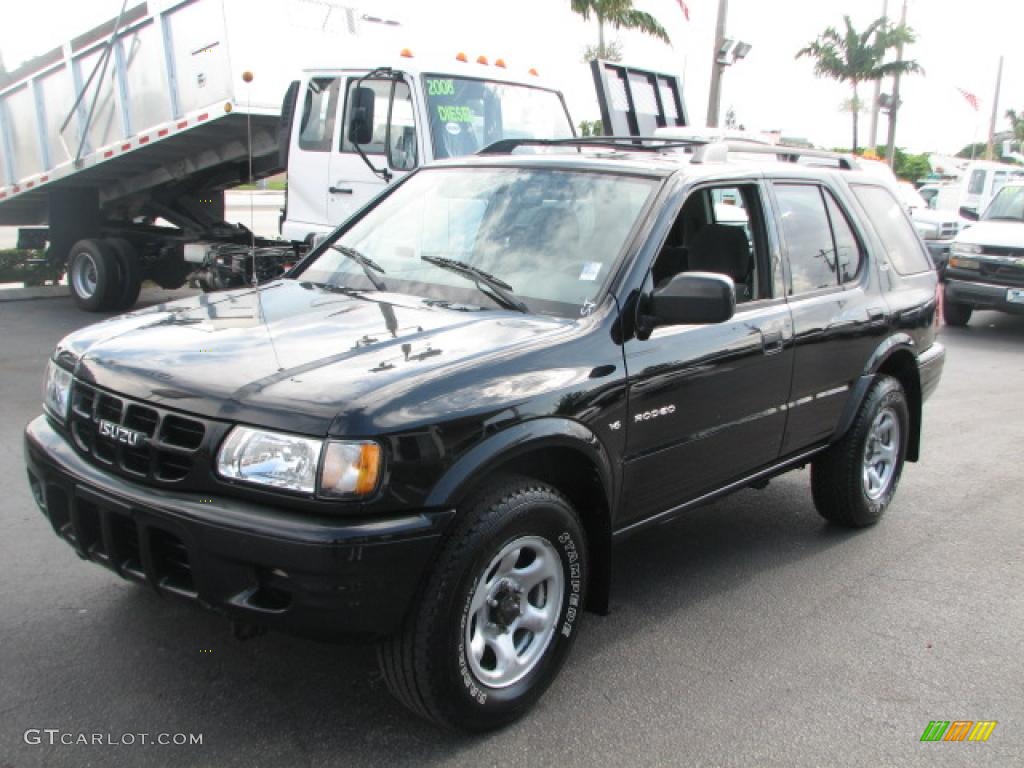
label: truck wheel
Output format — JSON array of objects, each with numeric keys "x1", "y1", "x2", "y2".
[
  {"x1": 378, "y1": 476, "x2": 587, "y2": 731},
  {"x1": 106, "y1": 238, "x2": 142, "y2": 311},
  {"x1": 811, "y1": 376, "x2": 909, "y2": 528},
  {"x1": 68, "y1": 239, "x2": 119, "y2": 312},
  {"x1": 942, "y1": 290, "x2": 972, "y2": 327}
]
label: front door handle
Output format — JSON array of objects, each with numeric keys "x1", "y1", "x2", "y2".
[
  {"x1": 329, "y1": 186, "x2": 353, "y2": 195},
  {"x1": 762, "y1": 329, "x2": 784, "y2": 355}
]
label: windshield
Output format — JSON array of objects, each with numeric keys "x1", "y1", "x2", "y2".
[
  {"x1": 423, "y1": 76, "x2": 573, "y2": 158},
  {"x1": 982, "y1": 185, "x2": 1024, "y2": 222},
  {"x1": 296, "y1": 167, "x2": 659, "y2": 317}
]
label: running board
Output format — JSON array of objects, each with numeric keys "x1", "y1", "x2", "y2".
[{"x1": 612, "y1": 445, "x2": 827, "y2": 539}]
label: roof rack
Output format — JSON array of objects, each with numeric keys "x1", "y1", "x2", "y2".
[
  {"x1": 693, "y1": 141, "x2": 860, "y2": 169},
  {"x1": 477, "y1": 136, "x2": 709, "y2": 155},
  {"x1": 477, "y1": 135, "x2": 860, "y2": 170}
]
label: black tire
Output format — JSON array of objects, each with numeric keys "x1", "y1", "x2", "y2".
[
  {"x1": 106, "y1": 238, "x2": 142, "y2": 311},
  {"x1": 68, "y1": 239, "x2": 120, "y2": 312},
  {"x1": 811, "y1": 375, "x2": 909, "y2": 527},
  {"x1": 378, "y1": 475, "x2": 588, "y2": 731},
  {"x1": 942, "y1": 289, "x2": 972, "y2": 327}
]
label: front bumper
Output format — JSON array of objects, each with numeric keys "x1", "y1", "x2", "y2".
[
  {"x1": 945, "y1": 278, "x2": 1024, "y2": 315},
  {"x1": 24, "y1": 416, "x2": 452, "y2": 641}
]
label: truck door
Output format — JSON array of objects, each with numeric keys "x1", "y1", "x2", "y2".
[
  {"x1": 284, "y1": 76, "x2": 341, "y2": 240},
  {"x1": 327, "y1": 76, "x2": 419, "y2": 226},
  {"x1": 620, "y1": 181, "x2": 793, "y2": 526}
]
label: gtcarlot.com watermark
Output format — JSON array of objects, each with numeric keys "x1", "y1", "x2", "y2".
[{"x1": 24, "y1": 729, "x2": 203, "y2": 747}]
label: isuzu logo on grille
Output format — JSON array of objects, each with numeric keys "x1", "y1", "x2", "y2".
[{"x1": 98, "y1": 419, "x2": 147, "y2": 447}]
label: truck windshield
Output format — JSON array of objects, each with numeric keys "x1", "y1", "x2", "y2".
[
  {"x1": 982, "y1": 185, "x2": 1024, "y2": 222},
  {"x1": 298, "y1": 167, "x2": 658, "y2": 316},
  {"x1": 423, "y1": 76, "x2": 573, "y2": 158}
]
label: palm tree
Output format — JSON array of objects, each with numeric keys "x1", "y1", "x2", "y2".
[
  {"x1": 571, "y1": 0, "x2": 670, "y2": 62},
  {"x1": 1006, "y1": 109, "x2": 1024, "y2": 147},
  {"x1": 797, "y1": 15, "x2": 922, "y2": 153}
]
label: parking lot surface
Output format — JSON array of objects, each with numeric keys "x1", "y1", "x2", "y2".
[{"x1": 1, "y1": 291, "x2": 1021, "y2": 767}]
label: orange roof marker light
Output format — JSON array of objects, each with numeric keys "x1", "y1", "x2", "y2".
[
  {"x1": 528, "y1": 67, "x2": 539, "y2": 76},
  {"x1": 494, "y1": 58, "x2": 507, "y2": 68},
  {"x1": 476, "y1": 55, "x2": 488, "y2": 65},
  {"x1": 455, "y1": 52, "x2": 468, "y2": 63},
  {"x1": 400, "y1": 48, "x2": 414, "y2": 58}
]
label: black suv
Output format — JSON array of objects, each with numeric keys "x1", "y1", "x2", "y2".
[{"x1": 25, "y1": 138, "x2": 945, "y2": 731}]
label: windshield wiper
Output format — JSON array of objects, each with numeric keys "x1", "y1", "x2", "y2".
[
  {"x1": 420, "y1": 255, "x2": 528, "y2": 313},
  {"x1": 333, "y1": 245, "x2": 387, "y2": 290}
]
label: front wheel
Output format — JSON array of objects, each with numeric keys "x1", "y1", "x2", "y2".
[
  {"x1": 811, "y1": 375, "x2": 909, "y2": 527},
  {"x1": 378, "y1": 476, "x2": 587, "y2": 731}
]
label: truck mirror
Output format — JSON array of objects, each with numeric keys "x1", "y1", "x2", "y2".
[
  {"x1": 348, "y1": 87, "x2": 376, "y2": 146},
  {"x1": 958, "y1": 206, "x2": 979, "y2": 222}
]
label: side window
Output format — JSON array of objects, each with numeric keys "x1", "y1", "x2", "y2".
[
  {"x1": 651, "y1": 184, "x2": 766, "y2": 303},
  {"x1": 968, "y1": 170, "x2": 985, "y2": 195},
  {"x1": 773, "y1": 184, "x2": 838, "y2": 294},
  {"x1": 297, "y1": 77, "x2": 339, "y2": 152},
  {"x1": 387, "y1": 81, "x2": 418, "y2": 171},
  {"x1": 822, "y1": 191, "x2": 862, "y2": 283},
  {"x1": 851, "y1": 184, "x2": 932, "y2": 275},
  {"x1": 340, "y1": 79, "x2": 391, "y2": 154}
]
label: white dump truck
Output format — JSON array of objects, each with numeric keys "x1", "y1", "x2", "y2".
[{"x1": 0, "y1": 0, "x2": 575, "y2": 310}]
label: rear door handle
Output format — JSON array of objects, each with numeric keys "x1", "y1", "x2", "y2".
[
  {"x1": 762, "y1": 329, "x2": 784, "y2": 355},
  {"x1": 329, "y1": 186, "x2": 353, "y2": 195},
  {"x1": 867, "y1": 305, "x2": 887, "y2": 322}
]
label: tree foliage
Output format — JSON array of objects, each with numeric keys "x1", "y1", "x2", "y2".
[
  {"x1": 797, "y1": 15, "x2": 922, "y2": 153},
  {"x1": 572, "y1": 0, "x2": 670, "y2": 62}
]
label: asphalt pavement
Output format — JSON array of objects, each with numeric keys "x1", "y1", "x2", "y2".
[{"x1": 1, "y1": 291, "x2": 1021, "y2": 768}]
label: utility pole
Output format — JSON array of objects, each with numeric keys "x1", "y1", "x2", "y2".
[
  {"x1": 984, "y1": 55, "x2": 1004, "y2": 160},
  {"x1": 706, "y1": 0, "x2": 728, "y2": 128},
  {"x1": 884, "y1": 0, "x2": 908, "y2": 166},
  {"x1": 867, "y1": 0, "x2": 888, "y2": 149}
]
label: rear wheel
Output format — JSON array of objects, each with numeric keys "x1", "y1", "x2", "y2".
[
  {"x1": 106, "y1": 238, "x2": 142, "y2": 311},
  {"x1": 942, "y1": 287, "x2": 973, "y2": 327},
  {"x1": 68, "y1": 239, "x2": 119, "y2": 312},
  {"x1": 812, "y1": 375, "x2": 909, "y2": 527},
  {"x1": 378, "y1": 476, "x2": 587, "y2": 731}
]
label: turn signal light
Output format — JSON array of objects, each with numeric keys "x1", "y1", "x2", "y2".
[
  {"x1": 476, "y1": 55, "x2": 488, "y2": 65},
  {"x1": 494, "y1": 58, "x2": 507, "y2": 68},
  {"x1": 320, "y1": 441, "x2": 382, "y2": 498},
  {"x1": 455, "y1": 52, "x2": 468, "y2": 62},
  {"x1": 528, "y1": 67, "x2": 539, "y2": 76},
  {"x1": 400, "y1": 48, "x2": 414, "y2": 58}
]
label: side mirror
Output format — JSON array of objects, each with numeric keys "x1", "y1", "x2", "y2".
[
  {"x1": 649, "y1": 272, "x2": 736, "y2": 327},
  {"x1": 959, "y1": 206, "x2": 980, "y2": 222},
  {"x1": 348, "y1": 86, "x2": 376, "y2": 145}
]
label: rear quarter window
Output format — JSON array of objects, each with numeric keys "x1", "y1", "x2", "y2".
[{"x1": 851, "y1": 184, "x2": 932, "y2": 275}]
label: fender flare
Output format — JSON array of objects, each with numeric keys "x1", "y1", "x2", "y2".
[
  {"x1": 831, "y1": 333, "x2": 922, "y2": 456},
  {"x1": 425, "y1": 417, "x2": 616, "y2": 511}
]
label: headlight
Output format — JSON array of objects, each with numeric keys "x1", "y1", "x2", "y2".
[
  {"x1": 321, "y1": 441, "x2": 382, "y2": 498},
  {"x1": 951, "y1": 242, "x2": 982, "y2": 255},
  {"x1": 43, "y1": 360, "x2": 73, "y2": 422},
  {"x1": 217, "y1": 426, "x2": 323, "y2": 494},
  {"x1": 949, "y1": 256, "x2": 980, "y2": 270}
]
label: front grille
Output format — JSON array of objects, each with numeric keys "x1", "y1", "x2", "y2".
[
  {"x1": 939, "y1": 222, "x2": 959, "y2": 239},
  {"x1": 979, "y1": 261, "x2": 1024, "y2": 287},
  {"x1": 981, "y1": 245, "x2": 1024, "y2": 258},
  {"x1": 69, "y1": 380, "x2": 214, "y2": 486}
]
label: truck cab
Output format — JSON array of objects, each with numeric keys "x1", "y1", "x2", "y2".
[{"x1": 279, "y1": 53, "x2": 575, "y2": 243}]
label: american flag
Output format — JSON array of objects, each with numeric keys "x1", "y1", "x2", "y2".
[
  {"x1": 676, "y1": 0, "x2": 690, "y2": 21},
  {"x1": 957, "y1": 88, "x2": 979, "y2": 111}
]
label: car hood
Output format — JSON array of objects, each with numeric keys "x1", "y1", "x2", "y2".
[
  {"x1": 955, "y1": 220, "x2": 1024, "y2": 249},
  {"x1": 59, "y1": 280, "x2": 576, "y2": 435}
]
